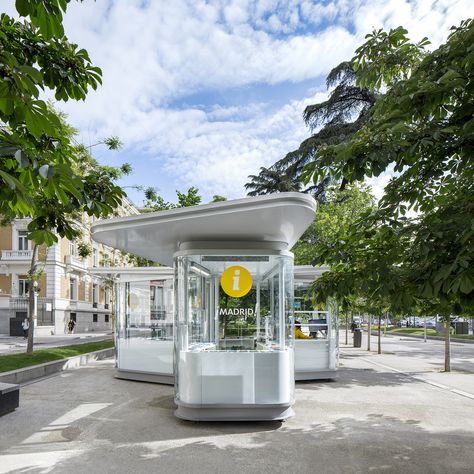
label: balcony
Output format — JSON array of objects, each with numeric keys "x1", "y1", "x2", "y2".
[
  {"x1": 64, "y1": 255, "x2": 87, "y2": 272},
  {"x1": 1, "y1": 250, "x2": 33, "y2": 261}
]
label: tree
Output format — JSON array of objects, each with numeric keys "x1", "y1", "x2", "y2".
[
  {"x1": 0, "y1": 2, "x2": 132, "y2": 352},
  {"x1": 23, "y1": 116, "x2": 130, "y2": 353},
  {"x1": 293, "y1": 184, "x2": 379, "y2": 347},
  {"x1": 245, "y1": 61, "x2": 376, "y2": 198},
  {"x1": 141, "y1": 186, "x2": 202, "y2": 212},
  {"x1": 0, "y1": 5, "x2": 105, "y2": 236},
  {"x1": 305, "y1": 20, "x2": 474, "y2": 370},
  {"x1": 211, "y1": 195, "x2": 227, "y2": 202}
]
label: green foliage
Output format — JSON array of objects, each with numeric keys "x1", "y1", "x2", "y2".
[
  {"x1": 142, "y1": 186, "x2": 202, "y2": 212},
  {"x1": 176, "y1": 186, "x2": 201, "y2": 207},
  {"x1": 0, "y1": 4, "x2": 128, "y2": 246},
  {"x1": 212, "y1": 195, "x2": 227, "y2": 202},
  {"x1": 305, "y1": 19, "x2": 474, "y2": 318},
  {"x1": 293, "y1": 183, "x2": 374, "y2": 266},
  {"x1": 102, "y1": 136, "x2": 123, "y2": 150},
  {"x1": 77, "y1": 241, "x2": 92, "y2": 258},
  {"x1": 15, "y1": 0, "x2": 70, "y2": 40},
  {"x1": 353, "y1": 26, "x2": 430, "y2": 90},
  {"x1": 246, "y1": 61, "x2": 376, "y2": 198}
]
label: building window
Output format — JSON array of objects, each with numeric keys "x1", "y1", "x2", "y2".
[
  {"x1": 92, "y1": 283, "x2": 98, "y2": 307},
  {"x1": 69, "y1": 240, "x2": 77, "y2": 256},
  {"x1": 18, "y1": 231, "x2": 29, "y2": 251},
  {"x1": 93, "y1": 314, "x2": 98, "y2": 323},
  {"x1": 105, "y1": 314, "x2": 109, "y2": 323},
  {"x1": 70, "y1": 278, "x2": 77, "y2": 300},
  {"x1": 93, "y1": 248, "x2": 98, "y2": 267},
  {"x1": 18, "y1": 279, "x2": 29, "y2": 297},
  {"x1": 104, "y1": 287, "x2": 110, "y2": 309}
]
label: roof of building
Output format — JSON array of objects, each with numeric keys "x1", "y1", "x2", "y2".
[{"x1": 92, "y1": 192, "x2": 316, "y2": 266}]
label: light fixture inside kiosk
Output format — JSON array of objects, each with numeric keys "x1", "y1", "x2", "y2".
[{"x1": 91, "y1": 193, "x2": 316, "y2": 421}]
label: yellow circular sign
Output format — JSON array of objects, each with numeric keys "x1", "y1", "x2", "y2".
[{"x1": 220, "y1": 266, "x2": 252, "y2": 298}]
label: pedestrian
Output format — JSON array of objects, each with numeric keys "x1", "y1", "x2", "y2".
[
  {"x1": 68, "y1": 318, "x2": 76, "y2": 334},
  {"x1": 22, "y1": 317, "x2": 29, "y2": 339}
]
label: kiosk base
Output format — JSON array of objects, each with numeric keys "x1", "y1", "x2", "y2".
[
  {"x1": 115, "y1": 369, "x2": 174, "y2": 385},
  {"x1": 175, "y1": 401, "x2": 294, "y2": 421},
  {"x1": 295, "y1": 369, "x2": 337, "y2": 381}
]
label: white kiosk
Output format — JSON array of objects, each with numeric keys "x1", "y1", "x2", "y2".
[
  {"x1": 294, "y1": 266, "x2": 338, "y2": 380},
  {"x1": 92, "y1": 193, "x2": 316, "y2": 421},
  {"x1": 91, "y1": 267, "x2": 175, "y2": 384}
]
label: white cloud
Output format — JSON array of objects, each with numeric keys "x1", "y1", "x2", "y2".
[{"x1": 4, "y1": 0, "x2": 469, "y2": 200}]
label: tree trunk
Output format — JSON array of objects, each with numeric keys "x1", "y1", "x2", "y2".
[
  {"x1": 367, "y1": 315, "x2": 371, "y2": 351},
  {"x1": 26, "y1": 244, "x2": 39, "y2": 354},
  {"x1": 345, "y1": 310, "x2": 349, "y2": 345},
  {"x1": 444, "y1": 316, "x2": 451, "y2": 372},
  {"x1": 377, "y1": 314, "x2": 382, "y2": 354}
]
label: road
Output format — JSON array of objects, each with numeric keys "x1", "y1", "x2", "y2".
[{"x1": 0, "y1": 336, "x2": 473, "y2": 473}]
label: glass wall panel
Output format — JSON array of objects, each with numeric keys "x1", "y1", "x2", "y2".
[
  {"x1": 175, "y1": 254, "x2": 293, "y2": 353},
  {"x1": 174, "y1": 253, "x2": 294, "y2": 409},
  {"x1": 116, "y1": 278, "x2": 174, "y2": 376}
]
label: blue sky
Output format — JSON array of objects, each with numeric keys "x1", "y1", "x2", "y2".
[{"x1": 6, "y1": 0, "x2": 470, "y2": 206}]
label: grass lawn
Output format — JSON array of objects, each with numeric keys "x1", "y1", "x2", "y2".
[
  {"x1": 0, "y1": 340, "x2": 114, "y2": 373},
  {"x1": 385, "y1": 327, "x2": 438, "y2": 336}
]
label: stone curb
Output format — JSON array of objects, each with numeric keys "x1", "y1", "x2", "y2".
[
  {"x1": 368, "y1": 330, "x2": 474, "y2": 344},
  {"x1": 0, "y1": 348, "x2": 115, "y2": 385}
]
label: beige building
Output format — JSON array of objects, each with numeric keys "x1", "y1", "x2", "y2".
[{"x1": 0, "y1": 198, "x2": 140, "y2": 336}]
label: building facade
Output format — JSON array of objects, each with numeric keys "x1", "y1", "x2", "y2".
[{"x1": 0, "y1": 199, "x2": 140, "y2": 336}]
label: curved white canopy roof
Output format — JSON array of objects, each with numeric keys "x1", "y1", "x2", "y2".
[{"x1": 92, "y1": 192, "x2": 316, "y2": 266}]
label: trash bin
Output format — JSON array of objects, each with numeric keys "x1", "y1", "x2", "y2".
[
  {"x1": 353, "y1": 328, "x2": 362, "y2": 348},
  {"x1": 455, "y1": 321, "x2": 468, "y2": 335}
]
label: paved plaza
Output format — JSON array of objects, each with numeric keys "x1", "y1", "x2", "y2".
[{"x1": 1, "y1": 334, "x2": 473, "y2": 474}]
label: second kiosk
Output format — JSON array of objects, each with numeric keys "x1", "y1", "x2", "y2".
[{"x1": 92, "y1": 193, "x2": 316, "y2": 421}]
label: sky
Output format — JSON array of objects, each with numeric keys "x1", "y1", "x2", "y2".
[{"x1": 5, "y1": 0, "x2": 472, "y2": 206}]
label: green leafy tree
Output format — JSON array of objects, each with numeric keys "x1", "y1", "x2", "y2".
[
  {"x1": 293, "y1": 183, "x2": 379, "y2": 348},
  {"x1": 141, "y1": 186, "x2": 202, "y2": 212},
  {"x1": 211, "y1": 195, "x2": 227, "y2": 202},
  {"x1": 0, "y1": 2, "x2": 132, "y2": 352},
  {"x1": 0, "y1": 5, "x2": 105, "y2": 228},
  {"x1": 245, "y1": 61, "x2": 377, "y2": 198},
  {"x1": 305, "y1": 20, "x2": 474, "y2": 370}
]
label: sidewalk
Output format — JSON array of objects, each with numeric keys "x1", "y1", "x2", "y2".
[
  {"x1": 341, "y1": 329, "x2": 474, "y2": 398},
  {"x1": 1, "y1": 345, "x2": 473, "y2": 473},
  {"x1": 0, "y1": 332, "x2": 113, "y2": 355}
]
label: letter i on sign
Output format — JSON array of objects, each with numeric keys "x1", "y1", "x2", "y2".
[{"x1": 232, "y1": 269, "x2": 241, "y2": 291}]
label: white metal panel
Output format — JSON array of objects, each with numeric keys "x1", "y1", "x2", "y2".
[
  {"x1": 92, "y1": 193, "x2": 316, "y2": 266},
  {"x1": 118, "y1": 338, "x2": 173, "y2": 375}
]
